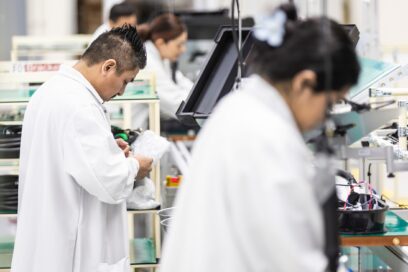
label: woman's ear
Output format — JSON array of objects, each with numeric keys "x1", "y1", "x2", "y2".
[
  {"x1": 154, "y1": 38, "x2": 165, "y2": 47},
  {"x1": 101, "y1": 59, "x2": 117, "y2": 76},
  {"x1": 292, "y1": 70, "x2": 317, "y2": 95}
]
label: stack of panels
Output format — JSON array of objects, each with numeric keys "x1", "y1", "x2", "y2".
[
  {"x1": 0, "y1": 125, "x2": 21, "y2": 159},
  {"x1": 0, "y1": 175, "x2": 18, "y2": 211}
]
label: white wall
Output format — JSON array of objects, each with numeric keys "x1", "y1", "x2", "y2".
[
  {"x1": 18, "y1": 0, "x2": 408, "y2": 55},
  {"x1": 193, "y1": 0, "x2": 344, "y2": 24},
  {"x1": 26, "y1": 0, "x2": 76, "y2": 35},
  {"x1": 0, "y1": 0, "x2": 26, "y2": 60},
  {"x1": 378, "y1": 0, "x2": 408, "y2": 48},
  {"x1": 193, "y1": 0, "x2": 286, "y2": 20},
  {"x1": 102, "y1": 0, "x2": 123, "y2": 23}
]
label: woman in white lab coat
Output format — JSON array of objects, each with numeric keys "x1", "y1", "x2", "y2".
[
  {"x1": 160, "y1": 4, "x2": 360, "y2": 272},
  {"x1": 132, "y1": 13, "x2": 193, "y2": 128}
]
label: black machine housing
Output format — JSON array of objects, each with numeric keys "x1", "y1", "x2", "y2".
[
  {"x1": 176, "y1": 26, "x2": 254, "y2": 127},
  {"x1": 176, "y1": 24, "x2": 360, "y2": 127}
]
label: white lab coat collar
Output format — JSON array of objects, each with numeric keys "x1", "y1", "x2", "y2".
[
  {"x1": 246, "y1": 74, "x2": 299, "y2": 133},
  {"x1": 243, "y1": 75, "x2": 311, "y2": 157},
  {"x1": 145, "y1": 41, "x2": 161, "y2": 63},
  {"x1": 59, "y1": 64, "x2": 104, "y2": 104},
  {"x1": 145, "y1": 41, "x2": 171, "y2": 72}
]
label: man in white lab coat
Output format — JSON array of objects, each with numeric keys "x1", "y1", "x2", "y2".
[
  {"x1": 11, "y1": 25, "x2": 152, "y2": 272},
  {"x1": 160, "y1": 5, "x2": 360, "y2": 272}
]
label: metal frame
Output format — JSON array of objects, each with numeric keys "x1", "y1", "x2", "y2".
[
  {"x1": 10, "y1": 35, "x2": 93, "y2": 61},
  {"x1": 369, "y1": 247, "x2": 408, "y2": 271}
]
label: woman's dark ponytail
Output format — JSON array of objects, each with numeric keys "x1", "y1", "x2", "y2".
[
  {"x1": 137, "y1": 13, "x2": 186, "y2": 43},
  {"x1": 136, "y1": 23, "x2": 152, "y2": 42}
]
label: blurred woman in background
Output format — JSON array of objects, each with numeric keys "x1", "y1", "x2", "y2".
[{"x1": 133, "y1": 13, "x2": 193, "y2": 129}]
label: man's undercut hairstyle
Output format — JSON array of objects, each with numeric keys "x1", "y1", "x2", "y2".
[
  {"x1": 82, "y1": 24, "x2": 147, "y2": 73},
  {"x1": 109, "y1": 2, "x2": 136, "y2": 23}
]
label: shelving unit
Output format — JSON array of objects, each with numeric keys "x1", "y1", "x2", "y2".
[
  {"x1": 0, "y1": 237, "x2": 160, "y2": 272},
  {"x1": 0, "y1": 209, "x2": 162, "y2": 271},
  {"x1": 10, "y1": 35, "x2": 92, "y2": 61},
  {"x1": 0, "y1": 61, "x2": 162, "y2": 271}
]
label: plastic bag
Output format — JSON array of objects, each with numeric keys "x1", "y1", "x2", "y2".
[
  {"x1": 127, "y1": 177, "x2": 160, "y2": 210},
  {"x1": 131, "y1": 130, "x2": 170, "y2": 164},
  {"x1": 127, "y1": 130, "x2": 170, "y2": 210}
]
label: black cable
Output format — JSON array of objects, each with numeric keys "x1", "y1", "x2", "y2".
[
  {"x1": 230, "y1": 0, "x2": 243, "y2": 88},
  {"x1": 371, "y1": 99, "x2": 396, "y2": 110},
  {"x1": 235, "y1": 0, "x2": 243, "y2": 73},
  {"x1": 231, "y1": 0, "x2": 236, "y2": 77},
  {"x1": 367, "y1": 163, "x2": 372, "y2": 185},
  {"x1": 343, "y1": 98, "x2": 395, "y2": 112},
  {"x1": 381, "y1": 194, "x2": 408, "y2": 209},
  {"x1": 343, "y1": 98, "x2": 371, "y2": 112}
]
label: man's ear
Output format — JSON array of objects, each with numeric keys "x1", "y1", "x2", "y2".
[
  {"x1": 292, "y1": 70, "x2": 317, "y2": 95},
  {"x1": 101, "y1": 59, "x2": 117, "y2": 76}
]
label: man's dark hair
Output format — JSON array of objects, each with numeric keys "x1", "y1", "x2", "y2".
[
  {"x1": 82, "y1": 25, "x2": 146, "y2": 73},
  {"x1": 250, "y1": 4, "x2": 360, "y2": 93},
  {"x1": 109, "y1": 2, "x2": 136, "y2": 23}
]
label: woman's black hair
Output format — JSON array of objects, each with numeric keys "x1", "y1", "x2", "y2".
[{"x1": 250, "y1": 4, "x2": 360, "y2": 93}]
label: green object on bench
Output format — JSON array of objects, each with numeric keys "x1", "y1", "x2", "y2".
[
  {"x1": 129, "y1": 238, "x2": 156, "y2": 264},
  {"x1": 0, "y1": 241, "x2": 13, "y2": 269}
]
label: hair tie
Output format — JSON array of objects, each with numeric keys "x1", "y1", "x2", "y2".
[{"x1": 254, "y1": 10, "x2": 287, "y2": 47}]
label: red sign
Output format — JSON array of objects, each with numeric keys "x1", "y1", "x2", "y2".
[{"x1": 23, "y1": 63, "x2": 61, "y2": 72}]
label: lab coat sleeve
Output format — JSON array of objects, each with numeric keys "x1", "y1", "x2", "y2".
[
  {"x1": 63, "y1": 104, "x2": 139, "y2": 204},
  {"x1": 156, "y1": 69, "x2": 193, "y2": 119}
]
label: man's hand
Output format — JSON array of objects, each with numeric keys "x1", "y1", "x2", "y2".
[
  {"x1": 135, "y1": 154, "x2": 153, "y2": 180},
  {"x1": 116, "y1": 138, "x2": 130, "y2": 157}
]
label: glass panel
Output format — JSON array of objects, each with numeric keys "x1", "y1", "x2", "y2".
[
  {"x1": 119, "y1": 80, "x2": 155, "y2": 99},
  {"x1": 342, "y1": 247, "x2": 392, "y2": 271},
  {"x1": 0, "y1": 215, "x2": 159, "y2": 268},
  {"x1": 0, "y1": 237, "x2": 158, "y2": 268},
  {"x1": 349, "y1": 57, "x2": 399, "y2": 98},
  {"x1": 0, "y1": 217, "x2": 16, "y2": 269},
  {"x1": 0, "y1": 79, "x2": 158, "y2": 103}
]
